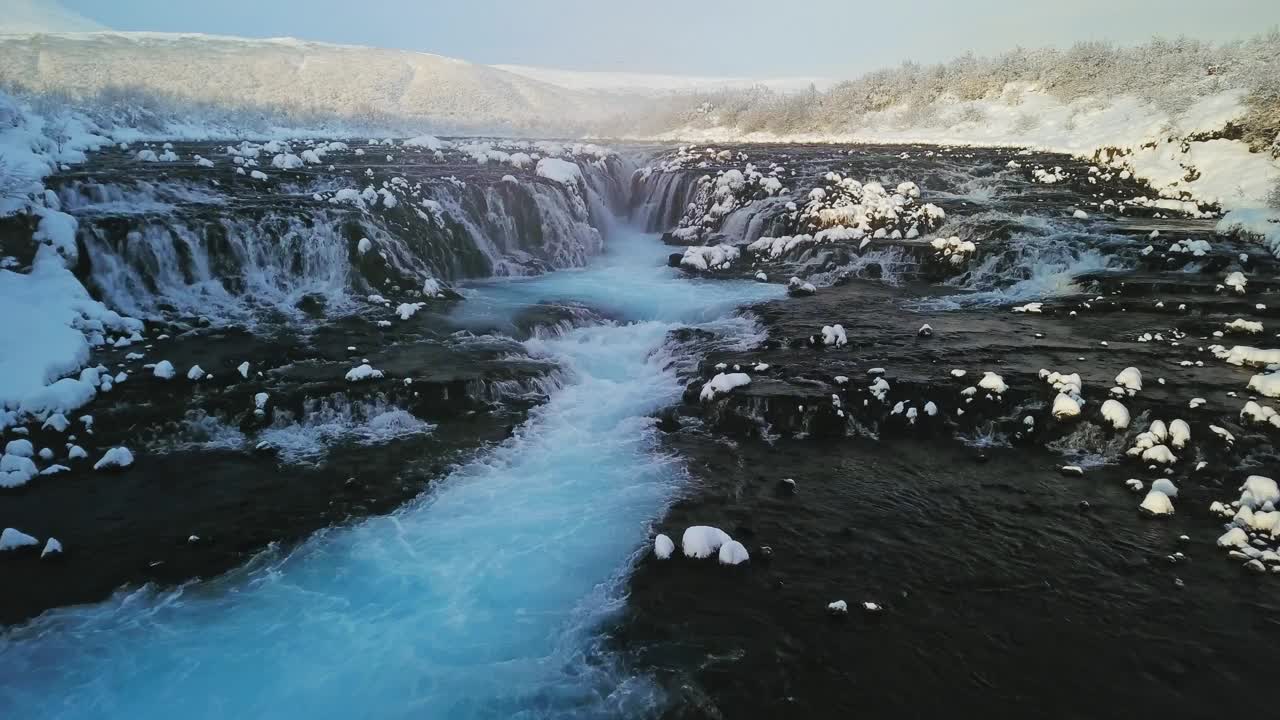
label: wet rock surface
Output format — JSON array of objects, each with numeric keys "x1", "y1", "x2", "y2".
[{"x1": 615, "y1": 143, "x2": 1279, "y2": 718}]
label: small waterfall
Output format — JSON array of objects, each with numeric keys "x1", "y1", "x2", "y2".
[{"x1": 61, "y1": 149, "x2": 641, "y2": 325}]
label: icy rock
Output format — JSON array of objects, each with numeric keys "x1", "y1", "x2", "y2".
[
  {"x1": 1217, "y1": 527, "x2": 1248, "y2": 548},
  {"x1": 187, "y1": 365, "x2": 205, "y2": 381},
  {"x1": 1151, "y1": 478, "x2": 1179, "y2": 498},
  {"x1": 827, "y1": 600, "x2": 849, "y2": 615},
  {"x1": 682, "y1": 526, "x2": 731, "y2": 559},
  {"x1": 1060, "y1": 465, "x2": 1084, "y2": 477},
  {"x1": 918, "y1": 324, "x2": 933, "y2": 337},
  {"x1": 1125, "y1": 479, "x2": 1144, "y2": 493},
  {"x1": 653, "y1": 534, "x2": 675, "y2": 560}
]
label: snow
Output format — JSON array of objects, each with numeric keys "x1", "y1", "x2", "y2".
[
  {"x1": 821, "y1": 324, "x2": 847, "y2": 348},
  {"x1": 1, "y1": 453, "x2": 39, "y2": 488},
  {"x1": 718, "y1": 540, "x2": 750, "y2": 565},
  {"x1": 1100, "y1": 399, "x2": 1130, "y2": 429},
  {"x1": 1139, "y1": 490, "x2": 1174, "y2": 516},
  {"x1": 41, "y1": 537, "x2": 63, "y2": 557},
  {"x1": 1217, "y1": 209, "x2": 1280, "y2": 259},
  {"x1": 699, "y1": 372, "x2": 751, "y2": 402},
  {"x1": 682, "y1": 525, "x2": 731, "y2": 559},
  {"x1": 1248, "y1": 371, "x2": 1280, "y2": 398},
  {"x1": 680, "y1": 244, "x2": 739, "y2": 272},
  {"x1": 93, "y1": 446, "x2": 134, "y2": 470},
  {"x1": 345, "y1": 363, "x2": 384, "y2": 382},
  {"x1": 494, "y1": 64, "x2": 836, "y2": 95},
  {"x1": 1240, "y1": 475, "x2": 1279, "y2": 509},
  {"x1": 5, "y1": 439, "x2": 34, "y2": 457},
  {"x1": 1115, "y1": 367, "x2": 1142, "y2": 393},
  {"x1": 1051, "y1": 393, "x2": 1081, "y2": 420},
  {"x1": 1217, "y1": 527, "x2": 1249, "y2": 548},
  {"x1": 0, "y1": 527, "x2": 39, "y2": 551},
  {"x1": 1151, "y1": 478, "x2": 1179, "y2": 499},
  {"x1": 978, "y1": 372, "x2": 1007, "y2": 395},
  {"x1": 653, "y1": 534, "x2": 675, "y2": 560},
  {"x1": 404, "y1": 135, "x2": 444, "y2": 150},
  {"x1": 1141, "y1": 445, "x2": 1177, "y2": 465},
  {"x1": 535, "y1": 158, "x2": 583, "y2": 186}
]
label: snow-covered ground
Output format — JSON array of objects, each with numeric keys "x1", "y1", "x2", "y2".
[
  {"x1": 650, "y1": 86, "x2": 1280, "y2": 211},
  {"x1": 0, "y1": 32, "x2": 618, "y2": 136}
]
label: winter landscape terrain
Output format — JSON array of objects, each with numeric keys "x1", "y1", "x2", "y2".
[{"x1": 2, "y1": 1, "x2": 1280, "y2": 718}]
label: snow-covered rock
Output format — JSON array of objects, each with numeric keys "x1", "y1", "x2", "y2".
[
  {"x1": 682, "y1": 525, "x2": 731, "y2": 559},
  {"x1": 718, "y1": 540, "x2": 750, "y2": 565},
  {"x1": 0, "y1": 528, "x2": 39, "y2": 551},
  {"x1": 93, "y1": 446, "x2": 134, "y2": 470},
  {"x1": 699, "y1": 372, "x2": 750, "y2": 402},
  {"x1": 345, "y1": 363, "x2": 384, "y2": 382},
  {"x1": 654, "y1": 533, "x2": 675, "y2": 560},
  {"x1": 152, "y1": 360, "x2": 175, "y2": 380}
]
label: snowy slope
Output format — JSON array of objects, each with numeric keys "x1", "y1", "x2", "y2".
[
  {"x1": 0, "y1": 0, "x2": 108, "y2": 34},
  {"x1": 0, "y1": 32, "x2": 620, "y2": 135},
  {"x1": 650, "y1": 86, "x2": 1280, "y2": 210},
  {"x1": 493, "y1": 64, "x2": 835, "y2": 95}
]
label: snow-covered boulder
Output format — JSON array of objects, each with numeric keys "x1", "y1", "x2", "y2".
[
  {"x1": 1139, "y1": 490, "x2": 1174, "y2": 516},
  {"x1": 93, "y1": 446, "x2": 134, "y2": 471},
  {"x1": 682, "y1": 525, "x2": 731, "y2": 559},
  {"x1": 0, "y1": 528, "x2": 39, "y2": 551},
  {"x1": 654, "y1": 533, "x2": 675, "y2": 560},
  {"x1": 718, "y1": 540, "x2": 750, "y2": 565},
  {"x1": 152, "y1": 360, "x2": 175, "y2": 380},
  {"x1": 345, "y1": 363, "x2": 384, "y2": 382}
]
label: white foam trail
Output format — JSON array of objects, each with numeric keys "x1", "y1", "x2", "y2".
[{"x1": 0, "y1": 227, "x2": 782, "y2": 719}]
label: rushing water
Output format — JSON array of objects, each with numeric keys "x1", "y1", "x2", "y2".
[{"x1": 0, "y1": 225, "x2": 780, "y2": 719}]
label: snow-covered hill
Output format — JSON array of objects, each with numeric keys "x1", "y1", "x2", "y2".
[
  {"x1": 0, "y1": 32, "x2": 624, "y2": 135},
  {"x1": 0, "y1": 0, "x2": 107, "y2": 34},
  {"x1": 493, "y1": 64, "x2": 835, "y2": 95}
]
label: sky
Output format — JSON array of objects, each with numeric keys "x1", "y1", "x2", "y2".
[{"x1": 60, "y1": 0, "x2": 1280, "y2": 78}]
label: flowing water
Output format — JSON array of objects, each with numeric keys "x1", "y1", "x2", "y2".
[{"x1": 0, "y1": 225, "x2": 780, "y2": 719}]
